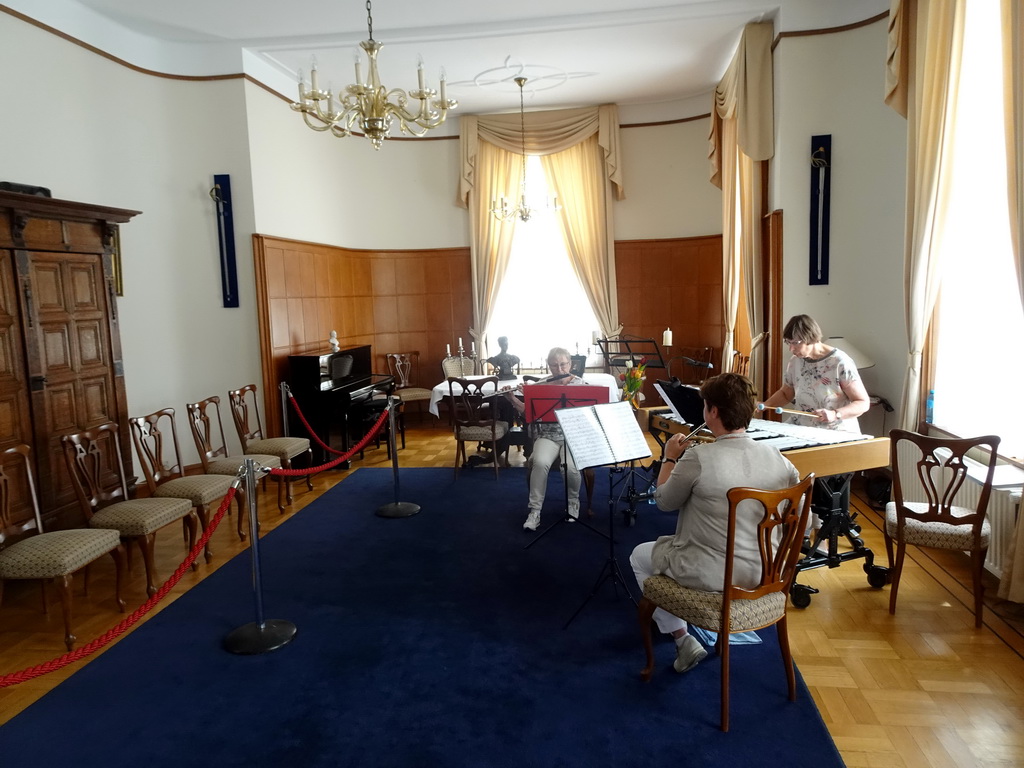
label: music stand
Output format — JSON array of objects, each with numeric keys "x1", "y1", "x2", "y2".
[
  {"x1": 522, "y1": 385, "x2": 610, "y2": 548},
  {"x1": 596, "y1": 335, "x2": 667, "y2": 376},
  {"x1": 555, "y1": 400, "x2": 652, "y2": 628}
]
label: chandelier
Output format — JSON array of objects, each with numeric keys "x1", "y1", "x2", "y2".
[
  {"x1": 490, "y1": 77, "x2": 561, "y2": 223},
  {"x1": 290, "y1": 0, "x2": 457, "y2": 151}
]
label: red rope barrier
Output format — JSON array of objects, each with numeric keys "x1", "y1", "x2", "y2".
[
  {"x1": 269, "y1": 393, "x2": 392, "y2": 477},
  {"x1": 0, "y1": 486, "x2": 239, "y2": 688},
  {"x1": 0, "y1": 397, "x2": 395, "y2": 687}
]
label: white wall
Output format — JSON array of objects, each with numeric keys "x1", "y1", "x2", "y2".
[
  {"x1": 615, "y1": 119, "x2": 722, "y2": 240},
  {"x1": 245, "y1": 84, "x2": 468, "y2": 250},
  {"x1": 0, "y1": 13, "x2": 262, "y2": 461},
  {"x1": 771, "y1": 19, "x2": 908, "y2": 427}
]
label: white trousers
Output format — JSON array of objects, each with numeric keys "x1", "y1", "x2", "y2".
[
  {"x1": 630, "y1": 541, "x2": 686, "y2": 635},
  {"x1": 527, "y1": 436, "x2": 580, "y2": 516}
]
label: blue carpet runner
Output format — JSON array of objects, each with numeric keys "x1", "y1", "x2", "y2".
[{"x1": 0, "y1": 467, "x2": 845, "y2": 768}]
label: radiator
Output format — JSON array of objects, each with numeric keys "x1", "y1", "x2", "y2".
[{"x1": 893, "y1": 442, "x2": 1021, "y2": 579}]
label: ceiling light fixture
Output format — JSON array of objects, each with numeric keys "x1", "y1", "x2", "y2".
[
  {"x1": 490, "y1": 77, "x2": 560, "y2": 223},
  {"x1": 290, "y1": 0, "x2": 457, "y2": 150}
]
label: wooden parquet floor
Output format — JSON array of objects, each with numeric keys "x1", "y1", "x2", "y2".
[{"x1": 2, "y1": 417, "x2": 1024, "y2": 767}]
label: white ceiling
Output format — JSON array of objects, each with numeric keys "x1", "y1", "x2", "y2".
[{"x1": 21, "y1": 0, "x2": 889, "y2": 115}]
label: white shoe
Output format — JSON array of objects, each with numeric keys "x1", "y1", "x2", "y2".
[
  {"x1": 567, "y1": 506, "x2": 579, "y2": 520},
  {"x1": 673, "y1": 634, "x2": 707, "y2": 673},
  {"x1": 523, "y1": 510, "x2": 541, "y2": 531}
]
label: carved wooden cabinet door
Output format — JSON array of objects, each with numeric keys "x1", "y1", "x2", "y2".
[{"x1": 0, "y1": 192, "x2": 138, "y2": 529}]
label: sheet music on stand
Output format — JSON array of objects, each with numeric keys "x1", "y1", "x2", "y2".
[{"x1": 556, "y1": 401, "x2": 652, "y2": 469}]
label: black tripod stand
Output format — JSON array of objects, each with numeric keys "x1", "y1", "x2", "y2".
[{"x1": 562, "y1": 462, "x2": 647, "y2": 628}]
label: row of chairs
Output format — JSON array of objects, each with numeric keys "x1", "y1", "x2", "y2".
[{"x1": 0, "y1": 384, "x2": 312, "y2": 651}]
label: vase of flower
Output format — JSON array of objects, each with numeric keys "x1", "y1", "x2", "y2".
[{"x1": 620, "y1": 357, "x2": 647, "y2": 412}]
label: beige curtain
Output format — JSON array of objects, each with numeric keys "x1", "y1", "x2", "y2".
[
  {"x1": 885, "y1": 0, "x2": 966, "y2": 429},
  {"x1": 1003, "y1": 0, "x2": 1023, "y2": 308},
  {"x1": 459, "y1": 105, "x2": 625, "y2": 349},
  {"x1": 541, "y1": 136, "x2": 619, "y2": 339},
  {"x1": 708, "y1": 22, "x2": 774, "y2": 371}
]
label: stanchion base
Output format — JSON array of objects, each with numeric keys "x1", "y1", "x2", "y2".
[
  {"x1": 376, "y1": 501, "x2": 420, "y2": 518},
  {"x1": 224, "y1": 619, "x2": 297, "y2": 655}
]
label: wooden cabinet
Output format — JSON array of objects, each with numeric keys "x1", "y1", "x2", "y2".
[{"x1": 0, "y1": 191, "x2": 138, "y2": 530}]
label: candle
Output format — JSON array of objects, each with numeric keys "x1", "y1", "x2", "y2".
[
  {"x1": 310, "y1": 58, "x2": 319, "y2": 92},
  {"x1": 446, "y1": 344, "x2": 451, "y2": 356},
  {"x1": 662, "y1": 328, "x2": 673, "y2": 347},
  {"x1": 591, "y1": 330, "x2": 599, "y2": 344},
  {"x1": 417, "y1": 59, "x2": 425, "y2": 91},
  {"x1": 439, "y1": 68, "x2": 447, "y2": 102},
  {"x1": 471, "y1": 341, "x2": 476, "y2": 354},
  {"x1": 458, "y1": 337, "x2": 463, "y2": 348},
  {"x1": 354, "y1": 52, "x2": 363, "y2": 86}
]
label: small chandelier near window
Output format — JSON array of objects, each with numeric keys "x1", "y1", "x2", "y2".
[
  {"x1": 290, "y1": 0, "x2": 457, "y2": 151},
  {"x1": 490, "y1": 77, "x2": 561, "y2": 223}
]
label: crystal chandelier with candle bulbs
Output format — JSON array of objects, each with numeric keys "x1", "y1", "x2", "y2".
[
  {"x1": 290, "y1": 0, "x2": 457, "y2": 151},
  {"x1": 490, "y1": 77, "x2": 561, "y2": 223}
]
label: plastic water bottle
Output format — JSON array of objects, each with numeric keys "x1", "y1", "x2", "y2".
[
  {"x1": 925, "y1": 390, "x2": 935, "y2": 423},
  {"x1": 647, "y1": 480, "x2": 657, "y2": 505}
]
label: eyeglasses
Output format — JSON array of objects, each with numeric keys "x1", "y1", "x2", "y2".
[
  {"x1": 784, "y1": 339, "x2": 807, "y2": 347},
  {"x1": 551, "y1": 361, "x2": 572, "y2": 370}
]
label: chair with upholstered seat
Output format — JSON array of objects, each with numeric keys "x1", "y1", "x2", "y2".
[
  {"x1": 62, "y1": 423, "x2": 199, "y2": 597},
  {"x1": 448, "y1": 376, "x2": 508, "y2": 480},
  {"x1": 638, "y1": 474, "x2": 815, "y2": 731},
  {"x1": 228, "y1": 384, "x2": 313, "y2": 504},
  {"x1": 386, "y1": 352, "x2": 432, "y2": 431},
  {"x1": 0, "y1": 444, "x2": 126, "y2": 651},
  {"x1": 884, "y1": 429, "x2": 1000, "y2": 628},
  {"x1": 186, "y1": 396, "x2": 285, "y2": 539},
  {"x1": 130, "y1": 408, "x2": 243, "y2": 564},
  {"x1": 441, "y1": 355, "x2": 476, "y2": 379}
]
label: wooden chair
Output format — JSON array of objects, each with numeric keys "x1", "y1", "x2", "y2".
[
  {"x1": 0, "y1": 444, "x2": 126, "y2": 651},
  {"x1": 228, "y1": 384, "x2": 313, "y2": 504},
  {"x1": 884, "y1": 429, "x2": 1000, "y2": 628},
  {"x1": 732, "y1": 351, "x2": 750, "y2": 377},
  {"x1": 638, "y1": 474, "x2": 815, "y2": 731},
  {"x1": 667, "y1": 346, "x2": 714, "y2": 385},
  {"x1": 130, "y1": 408, "x2": 242, "y2": 564},
  {"x1": 386, "y1": 352, "x2": 432, "y2": 430},
  {"x1": 448, "y1": 376, "x2": 508, "y2": 480},
  {"x1": 186, "y1": 396, "x2": 285, "y2": 538},
  {"x1": 62, "y1": 423, "x2": 198, "y2": 597}
]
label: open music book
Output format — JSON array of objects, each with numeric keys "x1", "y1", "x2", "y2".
[{"x1": 555, "y1": 400, "x2": 652, "y2": 470}]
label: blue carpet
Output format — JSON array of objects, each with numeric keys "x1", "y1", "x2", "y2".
[{"x1": 0, "y1": 467, "x2": 844, "y2": 768}]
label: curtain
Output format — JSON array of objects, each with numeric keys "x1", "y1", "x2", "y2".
[
  {"x1": 461, "y1": 130, "x2": 520, "y2": 357},
  {"x1": 708, "y1": 22, "x2": 774, "y2": 372},
  {"x1": 1003, "y1": 0, "x2": 1023, "y2": 308},
  {"x1": 541, "y1": 136, "x2": 619, "y2": 339},
  {"x1": 885, "y1": 0, "x2": 966, "y2": 429},
  {"x1": 459, "y1": 105, "x2": 625, "y2": 351}
]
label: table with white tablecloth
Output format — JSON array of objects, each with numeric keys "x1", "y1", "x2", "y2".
[{"x1": 428, "y1": 373, "x2": 620, "y2": 417}]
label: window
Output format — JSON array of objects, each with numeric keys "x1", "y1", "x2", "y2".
[
  {"x1": 484, "y1": 156, "x2": 601, "y2": 369},
  {"x1": 931, "y1": 1, "x2": 1024, "y2": 458}
]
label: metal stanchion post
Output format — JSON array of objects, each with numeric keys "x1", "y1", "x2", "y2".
[
  {"x1": 224, "y1": 459, "x2": 298, "y2": 654},
  {"x1": 375, "y1": 398, "x2": 420, "y2": 518},
  {"x1": 280, "y1": 382, "x2": 291, "y2": 436}
]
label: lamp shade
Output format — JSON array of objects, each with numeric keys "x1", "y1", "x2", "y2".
[{"x1": 825, "y1": 336, "x2": 874, "y2": 370}]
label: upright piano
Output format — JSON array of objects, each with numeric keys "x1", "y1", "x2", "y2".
[{"x1": 288, "y1": 345, "x2": 394, "y2": 465}]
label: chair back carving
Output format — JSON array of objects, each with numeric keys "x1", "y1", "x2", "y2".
[
  {"x1": 0, "y1": 444, "x2": 42, "y2": 546},
  {"x1": 228, "y1": 384, "x2": 266, "y2": 452},
  {"x1": 890, "y1": 429, "x2": 1000, "y2": 531},
  {"x1": 387, "y1": 352, "x2": 419, "y2": 389},
  {"x1": 732, "y1": 352, "x2": 750, "y2": 377},
  {"x1": 186, "y1": 396, "x2": 231, "y2": 471},
  {"x1": 129, "y1": 409, "x2": 187, "y2": 494},
  {"x1": 62, "y1": 423, "x2": 131, "y2": 518},
  {"x1": 723, "y1": 475, "x2": 816, "y2": 606},
  {"x1": 441, "y1": 356, "x2": 476, "y2": 379},
  {"x1": 448, "y1": 376, "x2": 500, "y2": 435}
]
